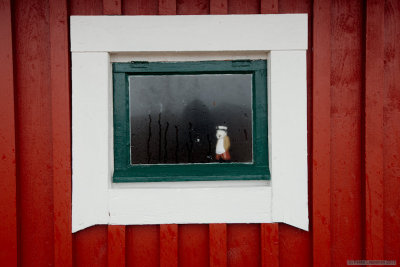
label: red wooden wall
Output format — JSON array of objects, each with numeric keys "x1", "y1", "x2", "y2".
[{"x1": 0, "y1": 0, "x2": 399, "y2": 266}]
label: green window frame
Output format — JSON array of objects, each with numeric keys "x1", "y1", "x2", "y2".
[{"x1": 113, "y1": 60, "x2": 270, "y2": 182}]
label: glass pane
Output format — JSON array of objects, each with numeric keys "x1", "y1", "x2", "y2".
[{"x1": 129, "y1": 74, "x2": 253, "y2": 164}]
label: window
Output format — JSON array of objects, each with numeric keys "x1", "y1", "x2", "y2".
[
  {"x1": 113, "y1": 60, "x2": 270, "y2": 182},
  {"x1": 71, "y1": 15, "x2": 308, "y2": 232}
]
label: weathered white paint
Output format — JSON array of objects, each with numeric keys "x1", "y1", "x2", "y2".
[
  {"x1": 72, "y1": 52, "x2": 111, "y2": 232},
  {"x1": 109, "y1": 187, "x2": 272, "y2": 225},
  {"x1": 71, "y1": 15, "x2": 308, "y2": 52},
  {"x1": 71, "y1": 15, "x2": 308, "y2": 232},
  {"x1": 270, "y1": 51, "x2": 308, "y2": 230}
]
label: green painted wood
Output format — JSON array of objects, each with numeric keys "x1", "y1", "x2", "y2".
[{"x1": 113, "y1": 60, "x2": 269, "y2": 182}]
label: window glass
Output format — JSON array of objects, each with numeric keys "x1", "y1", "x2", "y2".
[{"x1": 129, "y1": 74, "x2": 253, "y2": 164}]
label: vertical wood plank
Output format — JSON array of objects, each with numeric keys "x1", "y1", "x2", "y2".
[
  {"x1": 260, "y1": 0, "x2": 278, "y2": 14},
  {"x1": 278, "y1": 2, "x2": 311, "y2": 267},
  {"x1": 312, "y1": 0, "x2": 331, "y2": 266},
  {"x1": 209, "y1": 224, "x2": 227, "y2": 267},
  {"x1": 279, "y1": 224, "x2": 309, "y2": 267},
  {"x1": 14, "y1": 0, "x2": 55, "y2": 265},
  {"x1": 227, "y1": 0, "x2": 260, "y2": 14},
  {"x1": 210, "y1": 0, "x2": 228, "y2": 14},
  {"x1": 108, "y1": 226, "x2": 126, "y2": 267},
  {"x1": 0, "y1": 0, "x2": 17, "y2": 266},
  {"x1": 383, "y1": 0, "x2": 400, "y2": 263},
  {"x1": 102, "y1": 3, "x2": 125, "y2": 266},
  {"x1": 159, "y1": 0, "x2": 176, "y2": 15},
  {"x1": 49, "y1": 0, "x2": 72, "y2": 266},
  {"x1": 123, "y1": 0, "x2": 158, "y2": 15},
  {"x1": 331, "y1": 0, "x2": 363, "y2": 265},
  {"x1": 103, "y1": 0, "x2": 121, "y2": 15},
  {"x1": 72, "y1": 0, "x2": 107, "y2": 266},
  {"x1": 126, "y1": 225, "x2": 159, "y2": 267},
  {"x1": 177, "y1": 0, "x2": 209, "y2": 15},
  {"x1": 74, "y1": 226, "x2": 108, "y2": 267},
  {"x1": 260, "y1": 224, "x2": 279, "y2": 267},
  {"x1": 179, "y1": 225, "x2": 210, "y2": 267},
  {"x1": 365, "y1": 0, "x2": 385, "y2": 262},
  {"x1": 160, "y1": 224, "x2": 178, "y2": 267},
  {"x1": 69, "y1": 0, "x2": 103, "y2": 15},
  {"x1": 227, "y1": 224, "x2": 261, "y2": 267}
]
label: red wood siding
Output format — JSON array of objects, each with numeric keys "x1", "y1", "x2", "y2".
[
  {"x1": 0, "y1": 0, "x2": 399, "y2": 266},
  {"x1": 0, "y1": 0, "x2": 17, "y2": 266},
  {"x1": 383, "y1": 0, "x2": 400, "y2": 262}
]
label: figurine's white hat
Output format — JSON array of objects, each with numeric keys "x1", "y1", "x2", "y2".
[{"x1": 216, "y1": 125, "x2": 228, "y2": 131}]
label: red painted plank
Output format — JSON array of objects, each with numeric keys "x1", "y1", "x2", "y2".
[
  {"x1": 279, "y1": 224, "x2": 310, "y2": 267},
  {"x1": 0, "y1": 0, "x2": 17, "y2": 266},
  {"x1": 260, "y1": 0, "x2": 278, "y2": 14},
  {"x1": 71, "y1": 0, "x2": 107, "y2": 265},
  {"x1": 160, "y1": 224, "x2": 178, "y2": 267},
  {"x1": 278, "y1": 2, "x2": 312, "y2": 267},
  {"x1": 227, "y1": 0, "x2": 259, "y2": 14},
  {"x1": 227, "y1": 224, "x2": 260, "y2": 267},
  {"x1": 123, "y1": 0, "x2": 158, "y2": 15},
  {"x1": 49, "y1": 0, "x2": 72, "y2": 266},
  {"x1": 312, "y1": 0, "x2": 331, "y2": 266},
  {"x1": 210, "y1": 0, "x2": 227, "y2": 14},
  {"x1": 179, "y1": 225, "x2": 209, "y2": 267},
  {"x1": 105, "y1": 4, "x2": 124, "y2": 267},
  {"x1": 278, "y1": 0, "x2": 306, "y2": 13},
  {"x1": 69, "y1": 0, "x2": 103, "y2": 15},
  {"x1": 209, "y1": 224, "x2": 227, "y2": 267},
  {"x1": 159, "y1": 0, "x2": 176, "y2": 15},
  {"x1": 331, "y1": 0, "x2": 363, "y2": 265},
  {"x1": 365, "y1": 0, "x2": 385, "y2": 262},
  {"x1": 14, "y1": 0, "x2": 55, "y2": 265},
  {"x1": 261, "y1": 224, "x2": 279, "y2": 267},
  {"x1": 108, "y1": 226, "x2": 126, "y2": 267},
  {"x1": 74, "y1": 226, "x2": 108, "y2": 267},
  {"x1": 126, "y1": 225, "x2": 160, "y2": 267},
  {"x1": 383, "y1": 0, "x2": 400, "y2": 263},
  {"x1": 103, "y1": 0, "x2": 121, "y2": 15},
  {"x1": 177, "y1": 0, "x2": 209, "y2": 15}
]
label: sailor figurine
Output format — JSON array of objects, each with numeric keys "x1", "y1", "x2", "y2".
[{"x1": 215, "y1": 126, "x2": 231, "y2": 161}]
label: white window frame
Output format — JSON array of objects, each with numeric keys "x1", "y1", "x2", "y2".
[{"x1": 71, "y1": 15, "x2": 308, "y2": 233}]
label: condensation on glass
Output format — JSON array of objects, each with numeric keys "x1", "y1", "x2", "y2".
[{"x1": 129, "y1": 74, "x2": 253, "y2": 164}]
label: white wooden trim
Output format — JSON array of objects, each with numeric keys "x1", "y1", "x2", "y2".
[
  {"x1": 270, "y1": 51, "x2": 308, "y2": 230},
  {"x1": 71, "y1": 15, "x2": 308, "y2": 52},
  {"x1": 71, "y1": 15, "x2": 308, "y2": 232},
  {"x1": 109, "y1": 187, "x2": 272, "y2": 225},
  {"x1": 72, "y1": 52, "x2": 110, "y2": 232}
]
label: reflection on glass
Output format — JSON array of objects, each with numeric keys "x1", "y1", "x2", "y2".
[{"x1": 129, "y1": 74, "x2": 253, "y2": 164}]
